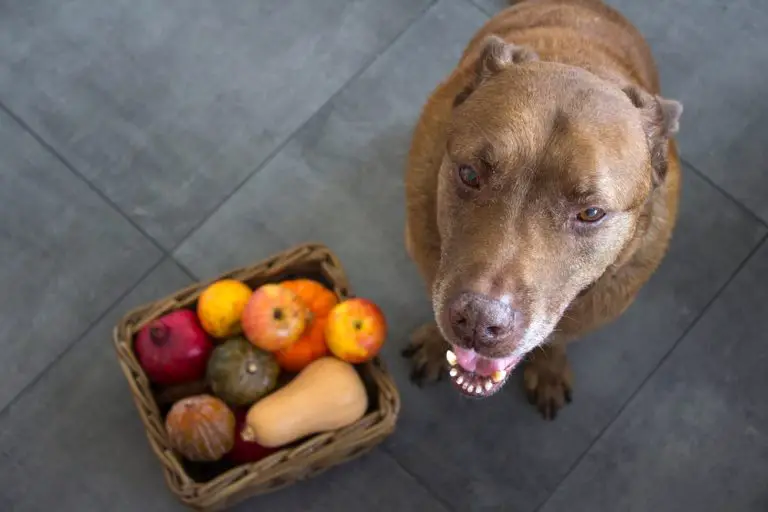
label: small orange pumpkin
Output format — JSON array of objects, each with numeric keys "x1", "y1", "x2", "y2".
[
  {"x1": 165, "y1": 394, "x2": 235, "y2": 462},
  {"x1": 280, "y1": 279, "x2": 338, "y2": 319},
  {"x1": 274, "y1": 280, "x2": 338, "y2": 372},
  {"x1": 275, "y1": 316, "x2": 329, "y2": 372}
]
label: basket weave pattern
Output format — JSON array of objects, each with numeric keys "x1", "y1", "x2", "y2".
[{"x1": 113, "y1": 244, "x2": 401, "y2": 511}]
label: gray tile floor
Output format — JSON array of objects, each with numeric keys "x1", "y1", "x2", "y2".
[{"x1": 1, "y1": 0, "x2": 766, "y2": 510}]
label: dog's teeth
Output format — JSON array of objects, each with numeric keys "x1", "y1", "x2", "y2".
[
  {"x1": 445, "y1": 350, "x2": 457, "y2": 366},
  {"x1": 491, "y1": 370, "x2": 507, "y2": 383},
  {"x1": 456, "y1": 376, "x2": 464, "y2": 385},
  {"x1": 467, "y1": 385, "x2": 475, "y2": 393},
  {"x1": 484, "y1": 380, "x2": 493, "y2": 391},
  {"x1": 449, "y1": 368, "x2": 458, "y2": 378},
  {"x1": 475, "y1": 386, "x2": 483, "y2": 395}
]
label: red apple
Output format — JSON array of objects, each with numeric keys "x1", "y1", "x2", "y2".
[
  {"x1": 241, "y1": 284, "x2": 307, "y2": 352},
  {"x1": 325, "y1": 298, "x2": 387, "y2": 363}
]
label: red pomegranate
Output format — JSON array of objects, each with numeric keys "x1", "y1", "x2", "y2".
[
  {"x1": 134, "y1": 309, "x2": 214, "y2": 386},
  {"x1": 227, "y1": 409, "x2": 277, "y2": 464}
]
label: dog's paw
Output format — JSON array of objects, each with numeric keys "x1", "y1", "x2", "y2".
[
  {"x1": 401, "y1": 323, "x2": 450, "y2": 386},
  {"x1": 523, "y1": 346, "x2": 573, "y2": 420}
]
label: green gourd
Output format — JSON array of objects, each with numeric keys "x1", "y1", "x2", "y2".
[{"x1": 206, "y1": 337, "x2": 280, "y2": 406}]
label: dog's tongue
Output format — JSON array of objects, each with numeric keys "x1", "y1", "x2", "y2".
[{"x1": 453, "y1": 346, "x2": 517, "y2": 377}]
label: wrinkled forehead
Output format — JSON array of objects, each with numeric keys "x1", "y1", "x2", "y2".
[{"x1": 449, "y1": 65, "x2": 651, "y2": 207}]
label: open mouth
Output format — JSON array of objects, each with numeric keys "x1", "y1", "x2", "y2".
[{"x1": 445, "y1": 348, "x2": 521, "y2": 398}]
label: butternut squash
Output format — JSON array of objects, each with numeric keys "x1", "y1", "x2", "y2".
[{"x1": 242, "y1": 357, "x2": 368, "y2": 447}]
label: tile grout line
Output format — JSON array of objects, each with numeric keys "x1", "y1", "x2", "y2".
[
  {"x1": 170, "y1": 256, "x2": 200, "y2": 281},
  {"x1": 0, "y1": 255, "x2": 172, "y2": 418},
  {"x1": 164, "y1": 0, "x2": 441, "y2": 257},
  {"x1": 383, "y1": 448, "x2": 460, "y2": 512},
  {"x1": 465, "y1": 0, "x2": 496, "y2": 18},
  {"x1": 0, "y1": 101, "x2": 206, "y2": 283},
  {"x1": 0, "y1": 101, "x2": 197, "y2": 282},
  {"x1": 532, "y1": 232, "x2": 768, "y2": 512},
  {"x1": 681, "y1": 158, "x2": 768, "y2": 229}
]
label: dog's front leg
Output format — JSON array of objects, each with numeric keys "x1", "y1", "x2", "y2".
[
  {"x1": 402, "y1": 323, "x2": 450, "y2": 385},
  {"x1": 523, "y1": 342, "x2": 573, "y2": 420}
]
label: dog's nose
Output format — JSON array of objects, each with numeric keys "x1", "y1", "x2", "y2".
[{"x1": 448, "y1": 292, "x2": 516, "y2": 345}]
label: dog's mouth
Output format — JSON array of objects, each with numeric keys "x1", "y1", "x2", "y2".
[{"x1": 445, "y1": 346, "x2": 522, "y2": 398}]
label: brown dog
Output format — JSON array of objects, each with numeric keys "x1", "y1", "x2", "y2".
[{"x1": 402, "y1": 0, "x2": 682, "y2": 419}]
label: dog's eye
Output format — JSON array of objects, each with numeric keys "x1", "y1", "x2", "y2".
[
  {"x1": 458, "y1": 165, "x2": 481, "y2": 189},
  {"x1": 577, "y1": 207, "x2": 606, "y2": 223}
]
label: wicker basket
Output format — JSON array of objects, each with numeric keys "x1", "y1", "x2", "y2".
[{"x1": 113, "y1": 243, "x2": 401, "y2": 511}]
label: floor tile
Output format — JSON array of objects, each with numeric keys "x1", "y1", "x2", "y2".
[
  {"x1": 0, "y1": 259, "x2": 446, "y2": 512},
  {"x1": 0, "y1": 109, "x2": 162, "y2": 412},
  {"x1": 175, "y1": 0, "x2": 766, "y2": 508},
  {"x1": 603, "y1": 0, "x2": 768, "y2": 223},
  {"x1": 540, "y1": 238, "x2": 768, "y2": 512},
  {"x1": 0, "y1": 0, "x2": 433, "y2": 248},
  {"x1": 467, "y1": 0, "x2": 506, "y2": 15},
  {"x1": 0, "y1": 260, "x2": 191, "y2": 512},
  {"x1": 230, "y1": 456, "x2": 449, "y2": 512}
]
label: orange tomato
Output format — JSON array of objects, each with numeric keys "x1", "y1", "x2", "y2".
[
  {"x1": 280, "y1": 279, "x2": 338, "y2": 319},
  {"x1": 274, "y1": 279, "x2": 338, "y2": 372},
  {"x1": 274, "y1": 317, "x2": 329, "y2": 372}
]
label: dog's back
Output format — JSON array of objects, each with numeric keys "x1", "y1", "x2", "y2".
[{"x1": 462, "y1": 0, "x2": 659, "y2": 92}]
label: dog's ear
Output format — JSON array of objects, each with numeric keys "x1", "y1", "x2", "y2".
[
  {"x1": 454, "y1": 35, "x2": 538, "y2": 107},
  {"x1": 622, "y1": 85, "x2": 683, "y2": 186}
]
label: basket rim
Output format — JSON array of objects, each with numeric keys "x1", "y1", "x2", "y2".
[{"x1": 111, "y1": 242, "x2": 401, "y2": 505}]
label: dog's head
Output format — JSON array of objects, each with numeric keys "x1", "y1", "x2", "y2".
[{"x1": 435, "y1": 36, "x2": 682, "y2": 397}]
